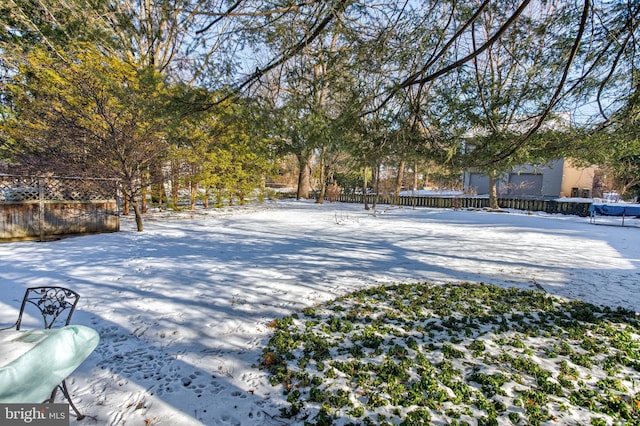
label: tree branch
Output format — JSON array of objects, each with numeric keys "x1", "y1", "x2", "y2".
[
  {"x1": 195, "y1": 0, "x2": 244, "y2": 35},
  {"x1": 195, "y1": 0, "x2": 349, "y2": 111},
  {"x1": 369, "y1": 0, "x2": 530, "y2": 115},
  {"x1": 405, "y1": 0, "x2": 533, "y2": 89},
  {"x1": 486, "y1": 0, "x2": 591, "y2": 166}
]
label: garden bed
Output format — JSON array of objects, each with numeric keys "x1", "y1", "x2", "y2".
[{"x1": 259, "y1": 283, "x2": 640, "y2": 425}]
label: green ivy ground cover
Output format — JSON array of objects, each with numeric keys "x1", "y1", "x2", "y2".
[{"x1": 258, "y1": 283, "x2": 640, "y2": 425}]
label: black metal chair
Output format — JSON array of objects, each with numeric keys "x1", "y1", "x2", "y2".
[{"x1": 3, "y1": 287, "x2": 87, "y2": 420}]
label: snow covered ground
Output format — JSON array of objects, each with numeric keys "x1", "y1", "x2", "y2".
[{"x1": 0, "y1": 200, "x2": 638, "y2": 425}]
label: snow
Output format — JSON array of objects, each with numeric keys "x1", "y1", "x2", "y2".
[{"x1": 0, "y1": 200, "x2": 638, "y2": 425}]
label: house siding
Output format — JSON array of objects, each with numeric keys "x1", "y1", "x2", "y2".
[
  {"x1": 561, "y1": 160, "x2": 597, "y2": 198},
  {"x1": 464, "y1": 159, "x2": 596, "y2": 199}
]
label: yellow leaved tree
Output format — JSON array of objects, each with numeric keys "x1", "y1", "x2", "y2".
[{"x1": 2, "y1": 44, "x2": 174, "y2": 231}]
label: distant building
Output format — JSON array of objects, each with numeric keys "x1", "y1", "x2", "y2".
[
  {"x1": 463, "y1": 159, "x2": 597, "y2": 199},
  {"x1": 461, "y1": 112, "x2": 599, "y2": 199}
]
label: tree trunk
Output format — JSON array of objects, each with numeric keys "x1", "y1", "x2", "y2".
[
  {"x1": 150, "y1": 160, "x2": 167, "y2": 209},
  {"x1": 316, "y1": 147, "x2": 327, "y2": 204},
  {"x1": 171, "y1": 184, "x2": 179, "y2": 208},
  {"x1": 363, "y1": 166, "x2": 370, "y2": 210},
  {"x1": 394, "y1": 158, "x2": 406, "y2": 205},
  {"x1": 296, "y1": 151, "x2": 314, "y2": 200},
  {"x1": 130, "y1": 193, "x2": 144, "y2": 232},
  {"x1": 372, "y1": 164, "x2": 380, "y2": 210},
  {"x1": 141, "y1": 167, "x2": 149, "y2": 214},
  {"x1": 170, "y1": 160, "x2": 180, "y2": 209},
  {"x1": 141, "y1": 186, "x2": 148, "y2": 214},
  {"x1": 489, "y1": 171, "x2": 499, "y2": 209},
  {"x1": 204, "y1": 187, "x2": 210, "y2": 209},
  {"x1": 190, "y1": 180, "x2": 198, "y2": 210}
]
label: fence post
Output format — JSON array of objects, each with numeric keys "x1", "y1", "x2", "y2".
[{"x1": 38, "y1": 177, "x2": 45, "y2": 241}]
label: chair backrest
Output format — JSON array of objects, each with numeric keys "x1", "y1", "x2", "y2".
[{"x1": 16, "y1": 287, "x2": 81, "y2": 330}]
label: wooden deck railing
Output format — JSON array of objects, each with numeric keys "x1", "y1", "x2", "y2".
[{"x1": 1, "y1": 175, "x2": 120, "y2": 241}]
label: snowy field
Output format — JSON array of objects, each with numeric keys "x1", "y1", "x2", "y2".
[{"x1": 0, "y1": 200, "x2": 638, "y2": 425}]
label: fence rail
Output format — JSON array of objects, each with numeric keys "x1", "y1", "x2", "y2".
[
  {"x1": 334, "y1": 194, "x2": 592, "y2": 216},
  {"x1": 0, "y1": 175, "x2": 120, "y2": 241}
]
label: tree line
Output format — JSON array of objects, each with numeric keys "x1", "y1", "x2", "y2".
[{"x1": 0, "y1": 0, "x2": 638, "y2": 230}]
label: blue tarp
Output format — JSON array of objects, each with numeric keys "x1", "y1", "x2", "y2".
[{"x1": 589, "y1": 203, "x2": 640, "y2": 217}]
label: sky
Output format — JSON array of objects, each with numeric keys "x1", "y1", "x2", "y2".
[{"x1": 1, "y1": 200, "x2": 638, "y2": 425}]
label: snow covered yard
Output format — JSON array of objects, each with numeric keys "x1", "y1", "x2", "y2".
[{"x1": 0, "y1": 200, "x2": 638, "y2": 425}]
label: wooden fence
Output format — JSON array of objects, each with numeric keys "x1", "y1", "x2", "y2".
[
  {"x1": 335, "y1": 193, "x2": 592, "y2": 216},
  {"x1": 0, "y1": 175, "x2": 120, "y2": 241}
]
